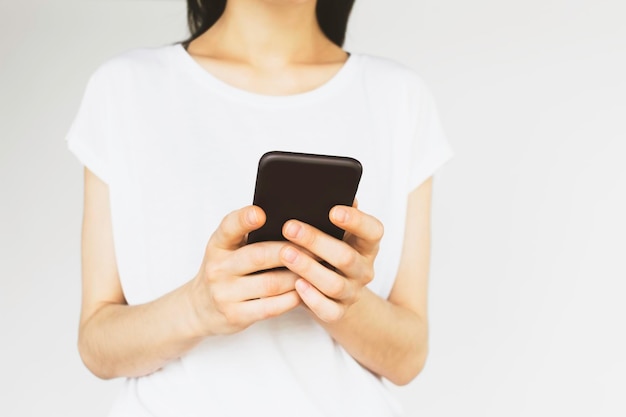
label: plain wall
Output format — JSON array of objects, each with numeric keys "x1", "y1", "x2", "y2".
[{"x1": 1, "y1": 0, "x2": 624, "y2": 415}]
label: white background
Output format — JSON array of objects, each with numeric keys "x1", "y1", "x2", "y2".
[{"x1": 1, "y1": 0, "x2": 625, "y2": 415}]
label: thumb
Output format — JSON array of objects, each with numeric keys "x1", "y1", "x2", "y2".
[{"x1": 209, "y1": 205, "x2": 266, "y2": 251}]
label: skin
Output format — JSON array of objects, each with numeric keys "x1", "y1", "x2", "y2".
[{"x1": 78, "y1": 0, "x2": 433, "y2": 386}]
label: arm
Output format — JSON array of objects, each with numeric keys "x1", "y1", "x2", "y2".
[
  {"x1": 279, "y1": 177, "x2": 434, "y2": 385},
  {"x1": 78, "y1": 168, "x2": 300, "y2": 379}
]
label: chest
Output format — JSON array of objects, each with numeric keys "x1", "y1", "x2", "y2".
[
  {"x1": 107, "y1": 90, "x2": 410, "y2": 303},
  {"x1": 185, "y1": 54, "x2": 348, "y2": 96}
]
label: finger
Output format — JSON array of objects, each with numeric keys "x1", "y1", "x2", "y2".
[
  {"x1": 280, "y1": 245, "x2": 359, "y2": 302},
  {"x1": 209, "y1": 206, "x2": 266, "y2": 251},
  {"x1": 329, "y1": 206, "x2": 383, "y2": 258},
  {"x1": 231, "y1": 269, "x2": 299, "y2": 301},
  {"x1": 222, "y1": 241, "x2": 290, "y2": 276},
  {"x1": 282, "y1": 220, "x2": 366, "y2": 279},
  {"x1": 295, "y1": 279, "x2": 345, "y2": 323},
  {"x1": 233, "y1": 290, "x2": 301, "y2": 323}
]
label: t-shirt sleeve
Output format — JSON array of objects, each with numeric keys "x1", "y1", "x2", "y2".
[
  {"x1": 65, "y1": 66, "x2": 112, "y2": 184},
  {"x1": 407, "y1": 82, "x2": 454, "y2": 192}
]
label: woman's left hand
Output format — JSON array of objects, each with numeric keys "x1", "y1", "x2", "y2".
[{"x1": 279, "y1": 204, "x2": 384, "y2": 323}]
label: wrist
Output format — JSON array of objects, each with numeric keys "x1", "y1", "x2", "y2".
[
  {"x1": 181, "y1": 277, "x2": 213, "y2": 339},
  {"x1": 341, "y1": 285, "x2": 367, "y2": 321}
]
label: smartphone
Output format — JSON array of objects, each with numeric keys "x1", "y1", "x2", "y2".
[{"x1": 247, "y1": 151, "x2": 362, "y2": 244}]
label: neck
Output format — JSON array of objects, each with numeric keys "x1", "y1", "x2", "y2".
[{"x1": 196, "y1": 0, "x2": 339, "y2": 67}]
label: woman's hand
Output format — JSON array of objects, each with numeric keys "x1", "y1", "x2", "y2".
[
  {"x1": 279, "y1": 204, "x2": 384, "y2": 323},
  {"x1": 189, "y1": 205, "x2": 301, "y2": 336}
]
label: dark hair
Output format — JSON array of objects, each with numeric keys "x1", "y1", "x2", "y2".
[{"x1": 176, "y1": 0, "x2": 355, "y2": 49}]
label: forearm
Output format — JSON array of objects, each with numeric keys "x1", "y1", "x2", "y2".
[
  {"x1": 318, "y1": 286, "x2": 428, "y2": 386},
  {"x1": 78, "y1": 280, "x2": 203, "y2": 380}
]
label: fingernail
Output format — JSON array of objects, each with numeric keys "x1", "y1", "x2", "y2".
[
  {"x1": 296, "y1": 279, "x2": 310, "y2": 293},
  {"x1": 283, "y1": 247, "x2": 298, "y2": 263},
  {"x1": 333, "y1": 207, "x2": 348, "y2": 223},
  {"x1": 284, "y1": 221, "x2": 301, "y2": 238},
  {"x1": 246, "y1": 209, "x2": 258, "y2": 225}
]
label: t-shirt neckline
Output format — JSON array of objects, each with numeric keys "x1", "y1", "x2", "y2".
[{"x1": 171, "y1": 42, "x2": 358, "y2": 107}]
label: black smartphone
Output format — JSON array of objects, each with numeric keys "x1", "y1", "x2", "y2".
[{"x1": 247, "y1": 151, "x2": 362, "y2": 244}]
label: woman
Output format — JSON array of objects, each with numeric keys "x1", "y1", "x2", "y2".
[{"x1": 65, "y1": 0, "x2": 454, "y2": 415}]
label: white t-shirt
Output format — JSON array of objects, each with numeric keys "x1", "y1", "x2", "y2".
[{"x1": 65, "y1": 42, "x2": 454, "y2": 417}]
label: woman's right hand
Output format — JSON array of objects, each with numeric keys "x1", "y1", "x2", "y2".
[{"x1": 188, "y1": 205, "x2": 301, "y2": 336}]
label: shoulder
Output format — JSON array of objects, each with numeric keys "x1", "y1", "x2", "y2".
[
  {"x1": 88, "y1": 44, "x2": 175, "y2": 86},
  {"x1": 353, "y1": 53, "x2": 429, "y2": 94},
  {"x1": 350, "y1": 52, "x2": 437, "y2": 117}
]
